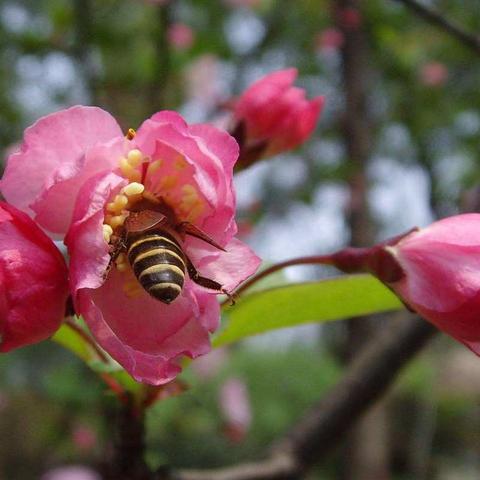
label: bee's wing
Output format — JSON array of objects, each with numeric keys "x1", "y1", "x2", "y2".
[{"x1": 125, "y1": 210, "x2": 167, "y2": 232}]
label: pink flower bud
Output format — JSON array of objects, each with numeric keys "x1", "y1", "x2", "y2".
[
  {"x1": 232, "y1": 69, "x2": 324, "y2": 166},
  {"x1": 0, "y1": 202, "x2": 68, "y2": 351},
  {"x1": 332, "y1": 215, "x2": 480, "y2": 355}
]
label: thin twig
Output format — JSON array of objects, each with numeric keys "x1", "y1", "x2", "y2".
[
  {"x1": 64, "y1": 317, "x2": 110, "y2": 364},
  {"x1": 221, "y1": 255, "x2": 335, "y2": 307},
  {"x1": 393, "y1": 0, "x2": 480, "y2": 55}
]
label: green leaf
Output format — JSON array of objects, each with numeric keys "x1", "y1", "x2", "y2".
[
  {"x1": 51, "y1": 323, "x2": 92, "y2": 363},
  {"x1": 213, "y1": 274, "x2": 403, "y2": 347}
]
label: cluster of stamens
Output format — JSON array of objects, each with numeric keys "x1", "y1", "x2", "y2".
[{"x1": 101, "y1": 136, "x2": 207, "y2": 298}]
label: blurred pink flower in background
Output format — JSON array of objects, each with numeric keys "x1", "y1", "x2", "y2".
[
  {"x1": 186, "y1": 55, "x2": 222, "y2": 106},
  {"x1": 1, "y1": 106, "x2": 260, "y2": 384},
  {"x1": 232, "y1": 68, "x2": 324, "y2": 166},
  {"x1": 0, "y1": 202, "x2": 68, "y2": 352},
  {"x1": 72, "y1": 424, "x2": 97, "y2": 453},
  {"x1": 420, "y1": 61, "x2": 449, "y2": 87},
  {"x1": 314, "y1": 28, "x2": 344, "y2": 53},
  {"x1": 167, "y1": 23, "x2": 195, "y2": 50},
  {"x1": 336, "y1": 7, "x2": 362, "y2": 29},
  {"x1": 192, "y1": 348, "x2": 229, "y2": 380},
  {"x1": 219, "y1": 377, "x2": 252, "y2": 442},
  {"x1": 41, "y1": 466, "x2": 101, "y2": 480}
]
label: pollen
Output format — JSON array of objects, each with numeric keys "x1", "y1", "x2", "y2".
[
  {"x1": 147, "y1": 159, "x2": 162, "y2": 176},
  {"x1": 174, "y1": 156, "x2": 187, "y2": 170},
  {"x1": 127, "y1": 149, "x2": 143, "y2": 167},
  {"x1": 102, "y1": 224, "x2": 113, "y2": 243},
  {"x1": 115, "y1": 252, "x2": 129, "y2": 272},
  {"x1": 107, "y1": 194, "x2": 129, "y2": 213},
  {"x1": 123, "y1": 279, "x2": 143, "y2": 298},
  {"x1": 158, "y1": 175, "x2": 178, "y2": 190},
  {"x1": 122, "y1": 182, "x2": 145, "y2": 197},
  {"x1": 186, "y1": 203, "x2": 204, "y2": 222},
  {"x1": 119, "y1": 157, "x2": 141, "y2": 182},
  {"x1": 109, "y1": 214, "x2": 128, "y2": 229}
]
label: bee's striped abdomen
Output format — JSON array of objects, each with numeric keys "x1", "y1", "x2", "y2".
[{"x1": 127, "y1": 231, "x2": 186, "y2": 304}]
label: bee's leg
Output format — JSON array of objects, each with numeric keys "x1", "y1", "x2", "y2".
[
  {"x1": 104, "y1": 234, "x2": 127, "y2": 280},
  {"x1": 184, "y1": 254, "x2": 234, "y2": 305},
  {"x1": 177, "y1": 222, "x2": 226, "y2": 252}
]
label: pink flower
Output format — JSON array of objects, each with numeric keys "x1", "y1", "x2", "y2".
[
  {"x1": 331, "y1": 215, "x2": 480, "y2": 356},
  {"x1": 72, "y1": 424, "x2": 97, "y2": 452},
  {"x1": 0, "y1": 202, "x2": 68, "y2": 351},
  {"x1": 167, "y1": 23, "x2": 195, "y2": 50},
  {"x1": 419, "y1": 61, "x2": 448, "y2": 87},
  {"x1": 314, "y1": 28, "x2": 344, "y2": 53},
  {"x1": 41, "y1": 466, "x2": 101, "y2": 480},
  {"x1": 219, "y1": 377, "x2": 252, "y2": 442},
  {"x1": 232, "y1": 69, "x2": 324, "y2": 166},
  {"x1": 2, "y1": 106, "x2": 260, "y2": 384}
]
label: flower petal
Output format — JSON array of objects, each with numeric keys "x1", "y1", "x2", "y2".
[
  {"x1": 186, "y1": 237, "x2": 261, "y2": 292},
  {"x1": 1, "y1": 106, "x2": 123, "y2": 234},
  {"x1": 65, "y1": 171, "x2": 127, "y2": 292},
  {"x1": 77, "y1": 274, "x2": 218, "y2": 385}
]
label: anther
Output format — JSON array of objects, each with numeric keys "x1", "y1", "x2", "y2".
[
  {"x1": 119, "y1": 157, "x2": 141, "y2": 182},
  {"x1": 126, "y1": 128, "x2": 136, "y2": 140},
  {"x1": 102, "y1": 224, "x2": 113, "y2": 243},
  {"x1": 147, "y1": 159, "x2": 162, "y2": 176},
  {"x1": 109, "y1": 214, "x2": 127, "y2": 229},
  {"x1": 122, "y1": 182, "x2": 145, "y2": 197},
  {"x1": 127, "y1": 149, "x2": 143, "y2": 167}
]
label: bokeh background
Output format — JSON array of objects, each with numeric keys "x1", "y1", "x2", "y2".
[{"x1": 1, "y1": 0, "x2": 480, "y2": 479}]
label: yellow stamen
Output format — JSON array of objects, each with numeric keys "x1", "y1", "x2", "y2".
[
  {"x1": 158, "y1": 175, "x2": 178, "y2": 190},
  {"x1": 102, "y1": 224, "x2": 113, "y2": 243},
  {"x1": 107, "y1": 194, "x2": 129, "y2": 213},
  {"x1": 186, "y1": 203, "x2": 204, "y2": 222},
  {"x1": 126, "y1": 128, "x2": 136, "y2": 140},
  {"x1": 127, "y1": 149, "x2": 143, "y2": 167},
  {"x1": 119, "y1": 157, "x2": 141, "y2": 182},
  {"x1": 147, "y1": 159, "x2": 162, "y2": 176},
  {"x1": 109, "y1": 214, "x2": 127, "y2": 229},
  {"x1": 174, "y1": 156, "x2": 187, "y2": 170},
  {"x1": 122, "y1": 182, "x2": 145, "y2": 197}
]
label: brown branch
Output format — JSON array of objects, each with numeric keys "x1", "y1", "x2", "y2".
[
  {"x1": 170, "y1": 316, "x2": 437, "y2": 480},
  {"x1": 393, "y1": 0, "x2": 480, "y2": 55}
]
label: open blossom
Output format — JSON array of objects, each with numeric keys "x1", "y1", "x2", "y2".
[
  {"x1": 0, "y1": 202, "x2": 68, "y2": 351},
  {"x1": 331, "y1": 214, "x2": 480, "y2": 356},
  {"x1": 1, "y1": 106, "x2": 260, "y2": 384},
  {"x1": 232, "y1": 68, "x2": 324, "y2": 167}
]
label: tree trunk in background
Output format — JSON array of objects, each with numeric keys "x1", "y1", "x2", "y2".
[{"x1": 334, "y1": 1, "x2": 392, "y2": 479}]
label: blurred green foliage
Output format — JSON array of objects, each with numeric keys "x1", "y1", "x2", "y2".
[{"x1": 1, "y1": 0, "x2": 480, "y2": 478}]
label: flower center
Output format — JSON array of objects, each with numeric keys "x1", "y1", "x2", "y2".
[{"x1": 101, "y1": 144, "x2": 206, "y2": 280}]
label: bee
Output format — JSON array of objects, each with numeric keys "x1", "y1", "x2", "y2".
[{"x1": 110, "y1": 199, "x2": 228, "y2": 305}]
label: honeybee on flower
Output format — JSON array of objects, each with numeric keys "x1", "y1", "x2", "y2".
[{"x1": 1, "y1": 106, "x2": 260, "y2": 384}]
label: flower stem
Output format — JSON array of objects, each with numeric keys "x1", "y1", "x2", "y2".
[
  {"x1": 64, "y1": 317, "x2": 110, "y2": 364},
  {"x1": 223, "y1": 254, "x2": 336, "y2": 306}
]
